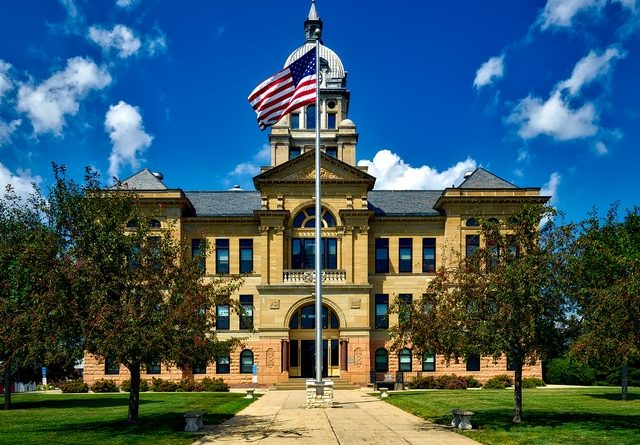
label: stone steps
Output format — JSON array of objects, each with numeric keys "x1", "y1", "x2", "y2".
[{"x1": 273, "y1": 378, "x2": 359, "y2": 390}]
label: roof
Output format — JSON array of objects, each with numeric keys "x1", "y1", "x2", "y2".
[
  {"x1": 118, "y1": 168, "x2": 168, "y2": 190},
  {"x1": 285, "y1": 43, "x2": 345, "y2": 81},
  {"x1": 368, "y1": 190, "x2": 443, "y2": 216},
  {"x1": 458, "y1": 167, "x2": 516, "y2": 189},
  {"x1": 184, "y1": 191, "x2": 261, "y2": 217}
]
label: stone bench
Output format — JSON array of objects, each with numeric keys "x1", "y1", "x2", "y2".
[
  {"x1": 451, "y1": 409, "x2": 475, "y2": 430},
  {"x1": 184, "y1": 411, "x2": 205, "y2": 432},
  {"x1": 245, "y1": 388, "x2": 255, "y2": 399},
  {"x1": 375, "y1": 380, "x2": 395, "y2": 391}
]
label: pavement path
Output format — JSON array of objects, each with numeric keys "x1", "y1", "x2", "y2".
[{"x1": 193, "y1": 389, "x2": 481, "y2": 445}]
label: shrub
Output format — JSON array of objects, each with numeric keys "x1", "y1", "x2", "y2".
[
  {"x1": 178, "y1": 378, "x2": 203, "y2": 392},
  {"x1": 407, "y1": 375, "x2": 437, "y2": 389},
  {"x1": 464, "y1": 375, "x2": 482, "y2": 388},
  {"x1": 483, "y1": 375, "x2": 513, "y2": 389},
  {"x1": 90, "y1": 378, "x2": 119, "y2": 393},
  {"x1": 120, "y1": 379, "x2": 149, "y2": 392},
  {"x1": 522, "y1": 377, "x2": 545, "y2": 388},
  {"x1": 545, "y1": 358, "x2": 596, "y2": 385},
  {"x1": 604, "y1": 367, "x2": 640, "y2": 386},
  {"x1": 435, "y1": 374, "x2": 468, "y2": 389},
  {"x1": 200, "y1": 377, "x2": 230, "y2": 392},
  {"x1": 150, "y1": 377, "x2": 178, "y2": 392},
  {"x1": 60, "y1": 380, "x2": 88, "y2": 393}
]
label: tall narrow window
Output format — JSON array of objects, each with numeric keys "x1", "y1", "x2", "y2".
[
  {"x1": 422, "y1": 351, "x2": 436, "y2": 372},
  {"x1": 192, "y1": 239, "x2": 206, "y2": 273},
  {"x1": 239, "y1": 239, "x2": 253, "y2": 273},
  {"x1": 399, "y1": 348, "x2": 412, "y2": 372},
  {"x1": 375, "y1": 238, "x2": 389, "y2": 273},
  {"x1": 105, "y1": 356, "x2": 119, "y2": 375},
  {"x1": 193, "y1": 360, "x2": 207, "y2": 375},
  {"x1": 290, "y1": 113, "x2": 300, "y2": 129},
  {"x1": 239, "y1": 295, "x2": 253, "y2": 330},
  {"x1": 291, "y1": 238, "x2": 337, "y2": 269},
  {"x1": 466, "y1": 235, "x2": 480, "y2": 257},
  {"x1": 326, "y1": 146, "x2": 337, "y2": 158},
  {"x1": 466, "y1": 354, "x2": 480, "y2": 372},
  {"x1": 216, "y1": 356, "x2": 230, "y2": 374},
  {"x1": 216, "y1": 304, "x2": 230, "y2": 330},
  {"x1": 146, "y1": 361, "x2": 161, "y2": 375},
  {"x1": 399, "y1": 238, "x2": 412, "y2": 273},
  {"x1": 289, "y1": 146, "x2": 301, "y2": 159},
  {"x1": 399, "y1": 294, "x2": 412, "y2": 325},
  {"x1": 375, "y1": 348, "x2": 389, "y2": 372},
  {"x1": 240, "y1": 350, "x2": 254, "y2": 374},
  {"x1": 331, "y1": 339, "x2": 339, "y2": 366},
  {"x1": 327, "y1": 113, "x2": 337, "y2": 129},
  {"x1": 488, "y1": 241, "x2": 499, "y2": 270},
  {"x1": 422, "y1": 238, "x2": 436, "y2": 272},
  {"x1": 375, "y1": 294, "x2": 389, "y2": 329},
  {"x1": 216, "y1": 239, "x2": 229, "y2": 274},
  {"x1": 306, "y1": 105, "x2": 316, "y2": 129}
]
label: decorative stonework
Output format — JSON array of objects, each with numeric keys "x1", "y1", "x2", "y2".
[
  {"x1": 354, "y1": 347, "x2": 363, "y2": 367},
  {"x1": 305, "y1": 380, "x2": 334, "y2": 408},
  {"x1": 266, "y1": 348, "x2": 275, "y2": 368},
  {"x1": 269, "y1": 299, "x2": 280, "y2": 309},
  {"x1": 349, "y1": 298, "x2": 361, "y2": 309},
  {"x1": 291, "y1": 167, "x2": 341, "y2": 180}
]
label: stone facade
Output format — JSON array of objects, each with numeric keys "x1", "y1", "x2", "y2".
[{"x1": 83, "y1": 3, "x2": 546, "y2": 388}]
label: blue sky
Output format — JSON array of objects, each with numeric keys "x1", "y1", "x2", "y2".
[{"x1": 1, "y1": 0, "x2": 639, "y2": 222}]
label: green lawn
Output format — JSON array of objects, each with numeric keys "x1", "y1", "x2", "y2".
[
  {"x1": 0, "y1": 392, "x2": 255, "y2": 445},
  {"x1": 385, "y1": 387, "x2": 640, "y2": 445}
]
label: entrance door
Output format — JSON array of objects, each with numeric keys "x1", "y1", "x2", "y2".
[{"x1": 300, "y1": 340, "x2": 328, "y2": 378}]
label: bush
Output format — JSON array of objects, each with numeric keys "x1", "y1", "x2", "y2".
[
  {"x1": 120, "y1": 379, "x2": 149, "y2": 392},
  {"x1": 200, "y1": 377, "x2": 230, "y2": 392},
  {"x1": 178, "y1": 378, "x2": 203, "y2": 392},
  {"x1": 464, "y1": 375, "x2": 482, "y2": 388},
  {"x1": 604, "y1": 367, "x2": 640, "y2": 386},
  {"x1": 522, "y1": 377, "x2": 545, "y2": 388},
  {"x1": 150, "y1": 377, "x2": 178, "y2": 392},
  {"x1": 90, "y1": 379, "x2": 119, "y2": 393},
  {"x1": 483, "y1": 375, "x2": 513, "y2": 389},
  {"x1": 545, "y1": 358, "x2": 596, "y2": 385},
  {"x1": 60, "y1": 380, "x2": 88, "y2": 393},
  {"x1": 407, "y1": 375, "x2": 437, "y2": 389},
  {"x1": 436, "y1": 374, "x2": 468, "y2": 389}
]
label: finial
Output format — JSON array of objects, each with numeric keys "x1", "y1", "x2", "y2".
[{"x1": 308, "y1": 0, "x2": 319, "y2": 21}]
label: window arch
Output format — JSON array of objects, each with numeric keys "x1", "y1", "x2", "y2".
[
  {"x1": 149, "y1": 219, "x2": 161, "y2": 228},
  {"x1": 466, "y1": 218, "x2": 479, "y2": 227},
  {"x1": 289, "y1": 304, "x2": 340, "y2": 329},
  {"x1": 293, "y1": 207, "x2": 336, "y2": 228},
  {"x1": 126, "y1": 219, "x2": 138, "y2": 228},
  {"x1": 240, "y1": 350, "x2": 254, "y2": 374},
  {"x1": 375, "y1": 348, "x2": 389, "y2": 372},
  {"x1": 488, "y1": 217, "x2": 500, "y2": 225},
  {"x1": 399, "y1": 348, "x2": 412, "y2": 372}
]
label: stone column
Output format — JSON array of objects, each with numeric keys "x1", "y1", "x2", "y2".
[
  {"x1": 340, "y1": 339, "x2": 348, "y2": 371},
  {"x1": 281, "y1": 340, "x2": 289, "y2": 372}
]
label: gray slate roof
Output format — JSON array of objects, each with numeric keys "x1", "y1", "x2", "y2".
[
  {"x1": 368, "y1": 190, "x2": 442, "y2": 216},
  {"x1": 185, "y1": 191, "x2": 261, "y2": 217},
  {"x1": 119, "y1": 168, "x2": 168, "y2": 190},
  {"x1": 459, "y1": 167, "x2": 516, "y2": 189}
]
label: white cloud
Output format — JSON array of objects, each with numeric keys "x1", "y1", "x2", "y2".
[
  {"x1": 509, "y1": 91, "x2": 598, "y2": 140},
  {"x1": 0, "y1": 163, "x2": 41, "y2": 200},
  {"x1": 0, "y1": 60, "x2": 13, "y2": 99},
  {"x1": 0, "y1": 119, "x2": 22, "y2": 146},
  {"x1": 88, "y1": 25, "x2": 142, "y2": 58},
  {"x1": 228, "y1": 144, "x2": 271, "y2": 181},
  {"x1": 541, "y1": 172, "x2": 562, "y2": 207},
  {"x1": 17, "y1": 57, "x2": 111, "y2": 135},
  {"x1": 473, "y1": 55, "x2": 505, "y2": 89},
  {"x1": 517, "y1": 147, "x2": 530, "y2": 163},
  {"x1": 358, "y1": 150, "x2": 478, "y2": 189},
  {"x1": 145, "y1": 32, "x2": 167, "y2": 57},
  {"x1": 116, "y1": 0, "x2": 139, "y2": 7},
  {"x1": 105, "y1": 101, "x2": 153, "y2": 179},
  {"x1": 538, "y1": 0, "x2": 637, "y2": 30},
  {"x1": 595, "y1": 140, "x2": 609, "y2": 154},
  {"x1": 558, "y1": 47, "x2": 625, "y2": 95}
]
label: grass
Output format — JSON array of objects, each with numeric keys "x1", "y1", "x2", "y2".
[
  {"x1": 0, "y1": 391, "x2": 255, "y2": 445},
  {"x1": 384, "y1": 387, "x2": 640, "y2": 445}
]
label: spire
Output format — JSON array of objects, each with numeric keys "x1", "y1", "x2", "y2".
[{"x1": 304, "y1": 0, "x2": 323, "y2": 43}]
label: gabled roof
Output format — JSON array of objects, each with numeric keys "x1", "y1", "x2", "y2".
[
  {"x1": 185, "y1": 191, "x2": 261, "y2": 217},
  {"x1": 458, "y1": 167, "x2": 516, "y2": 189},
  {"x1": 368, "y1": 190, "x2": 442, "y2": 216},
  {"x1": 119, "y1": 168, "x2": 168, "y2": 190}
]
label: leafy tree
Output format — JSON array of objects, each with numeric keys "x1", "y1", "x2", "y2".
[
  {"x1": 566, "y1": 204, "x2": 640, "y2": 400},
  {"x1": 390, "y1": 204, "x2": 569, "y2": 423},
  {"x1": 50, "y1": 166, "x2": 243, "y2": 424}
]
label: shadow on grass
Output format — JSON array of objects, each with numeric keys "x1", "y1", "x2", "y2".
[
  {"x1": 11, "y1": 396, "x2": 157, "y2": 410},
  {"x1": 586, "y1": 392, "x2": 640, "y2": 401}
]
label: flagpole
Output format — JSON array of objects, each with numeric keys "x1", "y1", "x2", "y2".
[{"x1": 314, "y1": 31, "x2": 323, "y2": 387}]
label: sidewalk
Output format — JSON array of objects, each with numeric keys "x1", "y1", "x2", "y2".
[{"x1": 193, "y1": 389, "x2": 480, "y2": 445}]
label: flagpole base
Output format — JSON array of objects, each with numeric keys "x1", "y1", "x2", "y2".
[{"x1": 305, "y1": 380, "x2": 334, "y2": 408}]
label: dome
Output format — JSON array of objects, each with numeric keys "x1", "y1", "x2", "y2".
[
  {"x1": 284, "y1": 43, "x2": 345, "y2": 81},
  {"x1": 339, "y1": 118, "x2": 355, "y2": 128}
]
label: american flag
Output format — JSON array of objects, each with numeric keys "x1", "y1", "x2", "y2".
[{"x1": 248, "y1": 48, "x2": 317, "y2": 130}]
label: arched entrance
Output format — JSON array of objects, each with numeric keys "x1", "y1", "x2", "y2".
[{"x1": 288, "y1": 303, "x2": 341, "y2": 378}]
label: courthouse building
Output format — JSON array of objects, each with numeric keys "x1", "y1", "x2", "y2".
[{"x1": 84, "y1": 3, "x2": 545, "y2": 387}]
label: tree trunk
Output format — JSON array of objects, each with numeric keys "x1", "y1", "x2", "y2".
[
  {"x1": 621, "y1": 361, "x2": 628, "y2": 401},
  {"x1": 513, "y1": 361, "x2": 523, "y2": 423},
  {"x1": 127, "y1": 362, "x2": 141, "y2": 425},
  {"x1": 3, "y1": 362, "x2": 11, "y2": 410}
]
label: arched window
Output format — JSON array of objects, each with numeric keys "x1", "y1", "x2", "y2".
[
  {"x1": 399, "y1": 348, "x2": 412, "y2": 372},
  {"x1": 375, "y1": 348, "x2": 389, "y2": 372},
  {"x1": 240, "y1": 350, "x2": 254, "y2": 374},
  {"x1": 149, "y1": 219, "x2": 161, "y2": 228},
  {"x1": 289, "y1": 304, "x2": 340, "y2": 329},
  {"x1": 306, "y1": 105, "x2": 316, "y2": 129},
  {"x1": 488, "y1": 217, "x2": 500, "y2": 225},
  {"x1": 293, "y1": 207, "x2": 336, "y2": 228},
  {"x1": 466, "y1": 218, "x2": 479, "y2": 227},
  {"x1": 126, "y1": 219, "x2": 138, "y2": 228}
]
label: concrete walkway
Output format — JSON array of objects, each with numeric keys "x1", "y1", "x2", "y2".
[{"x1": 193, "y1": 390, "x2": 480, "y2": 445}]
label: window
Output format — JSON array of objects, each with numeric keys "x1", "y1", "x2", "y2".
[
  {"x1": 375, "y1": 238, "x2": 389, "y2": 273},
  {"x1": 466, "y1": 235, "x2": 480, "y2": 257},
  {"x1": 488, "y1": 217, "x2": 500, "y2": 225},
  {"x1": 488, "y1": 241, "x2": 499, "y2": 270},
  {"x1": 399, "y1": 294, "x2": 412, "y2": 325},
  {"x1": 422, "y1": 351, "x2": 436, "y2": 372},
  {"x1": 375, "y1": 294, "x2": 389, "y2": 329},
  {"x1": 126, "y1": 219, "x2": 138, "y2": 228},
  {"x1": 240, "y1": 350, "x2": 254, "y2": 374},
  {"x1": 239, "y1": 295, "x2": 253, "y2": 330},
  {"x1": 216, "y1": 239, "x2": 229, "y2": 274},
  {"x1": 289, "y1": 146, "x2": 301, "y2": 159},
  {"x1": 306, "y1": 105, "x2": 316, "y2": 129},
  {"x1": 216, "y1": 356, "x2": 230, "y2": 374},
  {"x1": 326, "y1": 146, "x2": 337, "y2": 158},
  {"x1": 148, "y1": 219, "x2": 161, "y2": 228},
  {"x1": 466, "y1": 354, "x2": 480, "y2": 372},
  {"x1": 128, "y1": 244, "x2": 141, "y2": 269},
  {"x1": 290, "y1": 340, "x2": 299, "y2": 367},
  {"x1": 192, "y1": 239, "x2": 206, "y2": 273},
  {"x1": 399, "y1": 348, "x2": 412, "y2": 372},
  {"x1": 289, "y1": 304, "x2": 339, "y2": 329},
  {"x1": 327, "y1": 113, "x2": 337, "y2": 129},
  {"x1": 466, "y1": 218, "x2": 479, "y2": 227},
  {"x1": 292, "y1": 207, "x2": 336, "y2": 228},
  {"x1": 331, "y1": 339, "x2": 339, "y2": 366},
  {"x1": 146, "y1": 361, "x2": 161, "y2": 375},
  {"x1": 148, "y1": 236, "x2": 161, "y2": 269},
  {"x1": 240, "y1": 239, "x2": 253, "y2": 273},
  {"x1": 292, "y1": 238, "x2": 337, "y2": 269},
  {"x1": 422, "y1": 238, "x2": 436, "y2": 273},
  {"x1": 216, "y1": 304, "x2": 230, "y2": 330},
  {"x1": 193, "y1": 360, "x2": 207, "y2": 375},
  {"x1": 105, "y1": 356, "x2": 119, "y2": 375},
  {"x1": 399, "y1": 238, "x2": 412, "y2": 273},
  {"x1": 290, "y1": 113, "x2": 300, "y2": 129},
  {"x1": 375, "y1": 348, "x2": 389, "y2": 372}
]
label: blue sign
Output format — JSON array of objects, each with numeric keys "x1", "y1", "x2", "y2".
[
  {"x1": 42, "y1": 367, "x2": 47, "y2": 377},
  {"x1": 251, "y1": 364, "x2": 258, "y2": 376}
]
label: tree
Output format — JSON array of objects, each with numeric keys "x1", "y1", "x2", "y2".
[
  {"x1": 50, "y1": 166, "x2": 243, "y2": 424},
  {"x1": 566, "y1": 204, "x2": 640, "y2": 400},
  {"x1": 0, "y1": 186, "x2": 79, "y2": 410},
  {"x1": 390, "y1": 204, "x2": 569, "y2": 423}
]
